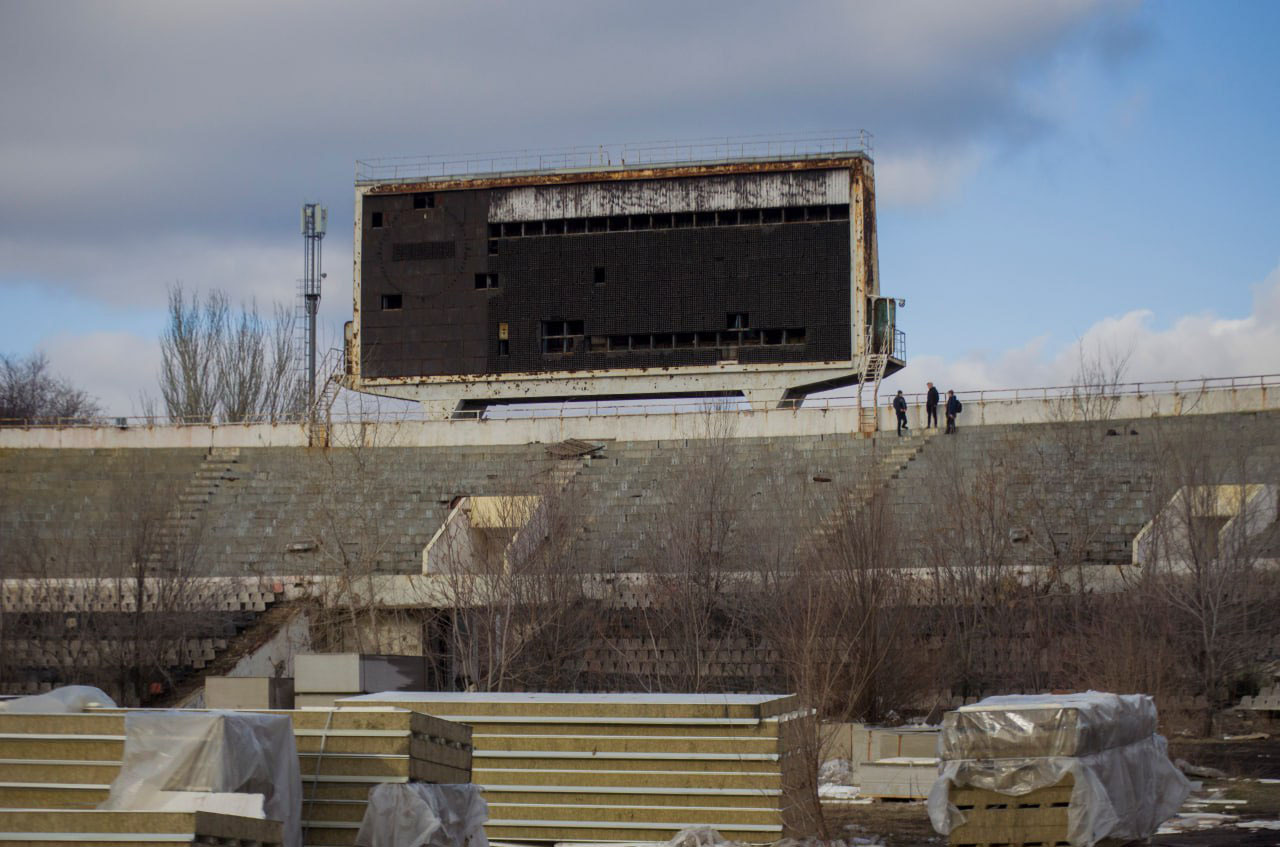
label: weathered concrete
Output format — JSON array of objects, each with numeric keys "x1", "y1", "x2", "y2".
[{"x1": 1, "y1": 380, "x2": 1273, "y2": 449}]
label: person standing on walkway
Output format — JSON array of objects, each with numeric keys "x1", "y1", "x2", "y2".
[
  {"x1": 925, "y1": 382, "x2": 939, "y2": 429},
  {"x1": 893, "y1": 390, "x2": 909, "y2": 436},
  {"x1": 945, "y1": 390, "x2": 962, "y2": 434}
]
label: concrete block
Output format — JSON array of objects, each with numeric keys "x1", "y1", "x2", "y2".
[
  {"x1": 294, "y1": 654, "x2": 427, "y2": 694},
  {"x1": 204, "y1": 676, "x2": 294, "y2": 710}
]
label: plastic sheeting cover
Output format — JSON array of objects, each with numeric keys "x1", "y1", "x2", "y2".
[
  {"x1": 0, "y1": 685, "x2": 116, "y2": 713},
  {"x1": 356, "y1": 783, "x2": 488, "y2": 847},
  {"x1": 929, "y1": 693, "x2": 1191, "y2": 847},
  {"x1": 940, "y1": 691, "x2": 1158, "y2": 759},
  {"x1": 101, "y1": 710, "x2": 302, "y2": 847}
]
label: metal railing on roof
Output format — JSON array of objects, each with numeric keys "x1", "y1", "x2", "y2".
[
  {"x1": 355, "y1": 131, "x2": 873, "y2": 184},
  {"x1": 1, "y1": 373, "x2": 1276, "y2": 430}
]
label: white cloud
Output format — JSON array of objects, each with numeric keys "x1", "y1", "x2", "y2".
[
  {"x1": 40, "y1": 331, "x2": 161, "y2": 418},
  {"x1": 884, "y1": 263, "x2": 1280, "y2": 393},
  {"x1": 877, "y1": 145, "x2": 988, "y2": 207}
]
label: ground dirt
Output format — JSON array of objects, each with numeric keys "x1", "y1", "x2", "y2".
[{"x1": 821, "y1": 737, "x2": 1280, "y2": 847}]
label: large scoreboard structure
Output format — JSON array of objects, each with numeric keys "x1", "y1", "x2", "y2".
[{"x1": 346, "y1": 141, "x2": 904, "y2": 418}]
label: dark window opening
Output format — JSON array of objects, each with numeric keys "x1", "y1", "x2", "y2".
[
  {"x1": 806, "y1": 205, "x2": 827, "y2": 221},
  {"x1": 487, "y1": 239, "x2": 498, "y2": 256},
  {"x1": 718, "y1": 210, "x2": 739, "y2": 226},
  {"x1": 673, "y1": 212, "x2": 694, "y2": 228},
  {"x1": 695, "y1": 211, "x2": 716, "y2": 227},
  {"x1": 380, "y1": 294, "x2": 402, "y2": 310},
  {"x1": 740, "y1": 209, "x2": 762, "y2": 225},
  {"x1": 566, "y1": 217, "x2": 586, "y2": 234},
  {"x1": 541, "y1": 320, "x2": 584, "y2": 354},
  {"x1": 829, "y1": 203, "x2": 850, "y2": 220},
  {"x1": 608, "y1": 215, "x2": 628, "y2": 231},
  {"x1": 783, "y1": 207, "x2": 804, "y2": 223},
  {"x1": 524, "y1": 221, "x2": 544, "y2": 236},
  {"x1": 370, "y1": 211, "x2": 383, "y2": 228},
  {"x1": 588, "y1": 216, "x2": 608, "y2": 233},
  {"x1": 545, "y1": 219, "x2": 566, "y2": 234},
  {"x1": 474, "y1": 273, "x2": 499, "y2": 290},
  {"x1": 497, "y1": 339, "x2": 509, "y2": 356},
  {"x1": 412, "y1": 193, "x2": 435, "y2": 209},
  {"x1": 488, "y1": 223, "x2": 502, "y2": 238},
  {"x1": 593, "y1": 266, "x2": 607, "y2": 285},
  {"x1": 728, "y1": 313, "x2": 749, "y2": 330},
  {"x1": 501, "y1": 222, "x2": 521, "y2": 237},
  {"x1": 762, "y1": 207, "x2": 783, "y2": 224}
]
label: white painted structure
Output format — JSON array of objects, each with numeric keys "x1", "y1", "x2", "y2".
[{"x1": 2, "y1": 375, "x2": 1275, "y2": 450}]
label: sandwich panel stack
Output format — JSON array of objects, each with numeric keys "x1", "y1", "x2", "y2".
[
  {"x1": 0, "y1": 707, "x2": 472, "y2": 847},
  {"x1": 0, "y1": 809, "x2": 283, "y2": 847},
  {"x1": 338, "y1": 692, "x2": 817, "y2": 844}
]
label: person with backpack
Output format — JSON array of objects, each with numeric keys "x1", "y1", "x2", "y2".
[
  {"x1": 945, "y1": 390, "x2": 962, "y2": 434},
  {"x1": 893, "y1": 390, "x2": 909, "y2": 436}
]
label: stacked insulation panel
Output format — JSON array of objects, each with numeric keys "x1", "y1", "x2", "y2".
[
  {"x1": 0, "y1": 707, "x2": 472, "y2": 847},
  {"x1": 339, "y1": 692, "x2": 818, "y2": 843},
  {"x1": 930, "y1": 693, "x2": 1190, "y2": 847},
  {"x1": 0, "y1": 809, "x2": 283, "y2": 847}
]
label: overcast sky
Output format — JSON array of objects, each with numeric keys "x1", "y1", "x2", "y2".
[{"x1": 2, "y1": 1, "x2": 1278, "y2": 414}]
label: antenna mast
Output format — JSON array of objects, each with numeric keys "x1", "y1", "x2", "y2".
[{"x1": 301, "y1": 203, "x2": 327, "y2": 413}]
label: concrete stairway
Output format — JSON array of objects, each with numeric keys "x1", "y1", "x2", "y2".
[{"x1": 147, "y1": 448, "x2": 242, "y2": 568}]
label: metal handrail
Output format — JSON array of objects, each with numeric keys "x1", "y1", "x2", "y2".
[
  {"x1": 355, "y1": 131, "x2": 873, "y2": 183},
  {"x1": 1, "y1": 373, "x2": 1276, "y2": 430}
]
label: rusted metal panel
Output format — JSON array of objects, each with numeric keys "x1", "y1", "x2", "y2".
[{"x1": 488, "y1": 169, "x2": 848, "y2": 222}]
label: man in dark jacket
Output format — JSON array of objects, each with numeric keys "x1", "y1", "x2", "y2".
[
  {"x1": 945, "y1": 390, "x2": 962, "y2": 434},
  {"x1": 925, "y1": 382, "x2": 939, "y2": 429},
  {"x1": 893, "y1": 390, "x2": 909, "y2": 436}
]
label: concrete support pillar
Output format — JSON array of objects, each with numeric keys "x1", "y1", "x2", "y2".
[
  {"x1": 420, "y1": 398, "x2": 464, "y2": 421},
  {"x1": 740, "y1": 389, "x2": 793, "y2": 411}
]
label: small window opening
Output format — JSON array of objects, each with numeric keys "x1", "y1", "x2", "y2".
[
  {"x1": 497, "y1": 339, "x2": 509, "y2": 356},
  {"x1": 541, "y1": 320, "x2": 584, "y2": 354},
  {"x1": 728, "y1": 313, "x2": 749, "y2": 330},
  {"x1": 593, "y1": 266, "x2": 607, "y2": 285},
  {"x1": 370, "y1": 211, "x2": 384, "y2": 228},
  {"x1": 589, "y1": 335, "x2": 607, "y2": 352},
  {"x1": 380, "y1": 293, "x2": 402, "y2": 310},
  {"x1": 412, "y1": 193, "x2": 435, "y2": 209},
  {"x1": 695, "y1": 211, "x2": 716, "y2": 227},
  {"x1": 474, "y1": 273, "x2": 499, "y2": 289},
  {"x1": 673, "y1": 212, "x2": 694, "y2": 228},
  {"x1": 762, "y1": 208, "x2": 782, "y2": 224}
]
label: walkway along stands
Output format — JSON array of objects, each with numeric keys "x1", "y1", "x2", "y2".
[
  {"x1": 928, "y1": 692, "x2": 1191, "y2": 847},
  {"x1": 339, "y1": 692, "x2": 817, "y2": 844}
]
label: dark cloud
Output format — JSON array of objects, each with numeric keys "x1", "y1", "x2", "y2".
[{"x1": 0, "y1": 0, "x2": 1145, "y2": 303}]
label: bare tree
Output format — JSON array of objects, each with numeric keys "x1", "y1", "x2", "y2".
[
  {"x1": 1138, "y1": 426, "x2": 1278, "y2": 734},
  {"x1": 0, "y1": 352, "x2": 100, "y2": 425},
  {"x1": 155, "y1": 285, "x2": 305, "y2": 423},
  {"x1": 430, "y1": 462, "x2": 598, "y2": 692}
]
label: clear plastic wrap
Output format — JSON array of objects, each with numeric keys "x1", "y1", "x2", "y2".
[
  {"x1": 928, "y1": 693, "x2": 1191, "y2": 847},
  {"x1": 939, "y1": 691, "x2": 1158, "y2": 759},
  {"x1": 100, "y1": 710, "x2": 301, "y2": 847},
  {"x1": 0, "y1": 685, "x2": 116, "y2": 713},
  {"x1": 355, "y1": 783, "x2": 488, "y2": 847}
]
